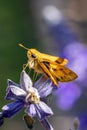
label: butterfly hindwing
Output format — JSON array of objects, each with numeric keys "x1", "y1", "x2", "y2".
[
  {"x1": 38, "y1": 60, "x2": 77, "y2": 85},
  {"x1": 49, "y1": 63, "x2": 78, "y2": 82}
]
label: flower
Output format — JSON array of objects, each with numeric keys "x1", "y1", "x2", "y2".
[
  {"x1": 54, "y1": 82, "x2": 81, "y2": 110},
  {"x1": 0, "y1": 71, "x2": 54, "y2": 130}
]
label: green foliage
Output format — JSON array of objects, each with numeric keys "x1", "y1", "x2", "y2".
[{"x1": 0, "y1": 0, "x2": 38, "y2": 106}]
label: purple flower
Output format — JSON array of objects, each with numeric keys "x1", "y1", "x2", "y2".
[
  {"x1": 54, "y1": 83, "x2": 81, "y2": 110},
  {"x1": 0, "y1": 71, "x2": 54, "y2": 130}
]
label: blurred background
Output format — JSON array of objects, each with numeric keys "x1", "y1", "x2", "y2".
[{"x1": 0, "y1": 0, "x2": 87, "y2": 130}]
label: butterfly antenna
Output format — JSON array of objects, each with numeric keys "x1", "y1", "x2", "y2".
[{"x1": 19, "y1": 43, "x2": 29, "y2": 50}]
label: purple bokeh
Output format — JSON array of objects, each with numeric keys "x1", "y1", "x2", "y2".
[
  {"x1": 54, "y1": 83, "x2": 81, "y2": 110},
  {"x1": 63, "y1": 42, "x2": 87, "y2": 85},
  {"x1": 42, "y1": 5, "x2": 87, "y2": 111}
]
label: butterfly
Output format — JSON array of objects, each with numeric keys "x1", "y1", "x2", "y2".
[{"x1": 19, "y1": 44, "x2": 78, "y2": 86}]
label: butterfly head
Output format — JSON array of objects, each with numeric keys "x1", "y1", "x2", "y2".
[
  {"x1": 19, "y1": 44, "x2": 37, "y2": 59},
  {"x1": 27, "y1": 49, "x2": 37, "y2": 60}
]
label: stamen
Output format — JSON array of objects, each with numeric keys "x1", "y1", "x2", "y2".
[{"x1": 25, "y1": 89, "x2": 40, "y2": 104}]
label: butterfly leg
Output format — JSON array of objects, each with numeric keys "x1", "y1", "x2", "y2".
[{"x1": 23, "y1": 62, "x2": 29, "y2": 70}]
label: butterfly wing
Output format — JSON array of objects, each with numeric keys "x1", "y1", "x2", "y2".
[
  {"x1": 49, "y1": 63, "x2": 78, "y2": 82},
  {"x1": 38, "y1": 61, "x2": 56, "y2": 85},
  {"x1": 39, "y1": 53, "x2": 68, "y2": 66},
  {"x1": 38, "y1": 59, "x2": 78, "y2": 86}
]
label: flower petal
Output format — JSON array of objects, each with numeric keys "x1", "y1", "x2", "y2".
[
  {"x1": 6, "y1": 79, "x2": 26, "y2": 100},
  {"x1": 41, "y1": 118, "x2": 54, "y2": 130},
  {"x1": 35, "y1": 101, "x2": 53, "y2": 120},
  {"x1": 8, "y1": 85, "x2": 26, "y2": 97},
  {"x1": 5, "y1": 88, "x2": 19, "y2": 100},
  {"x1": 34, "y1": 76, "x2": 53, "y2": 97},
  {"x1": 34, "y1": 75, "x2": 47, "y2": 90},
  {"x1": 25, "y1": 104, "x2": 36, "y2": 117},
  {"x1": 7, "y1": 79, "x2": 20, "y2": 88},
  {"x1": 5, "y1": 86, "x2": 26, "y2": 101},
  {"x1": 38, "y1": 79, "x2": 53, "y2": 98},
  {"x1": 20, "y1": 71, "x2": 33, "y2": 91},
  {"x1": 2, "y1": 101, "x2": 24, "y2": 118}
]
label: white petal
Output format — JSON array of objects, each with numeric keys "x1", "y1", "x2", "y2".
[
  {"x1": 20, "y1": 71, "x2": 33, "y2": 91},
  {"x1": 10, "y1": 85, "x2": 26, "y2": 96},
  {"x1": 2, "y1": 105, "x2": 9, "y2": 110},
  {"x1": 39, "y1": 79, "x2": 53, "y2": 98},
  {"x1": 38, "y1": 101, "x2": 53, "y2": 115},
  {"x1": 26, "y1": 104, "x2": 36, "y2": 117},
  {"x1": 35, "y1": 101, "x2": 53, "y2": 120},
  {"x1": 7, "y1": 79, "x2": 20, "y2": 88}
]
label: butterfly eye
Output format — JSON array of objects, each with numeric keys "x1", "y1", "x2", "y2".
[{"x1": 31, "y1": 53, "x2": 36, "y2": 58}]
